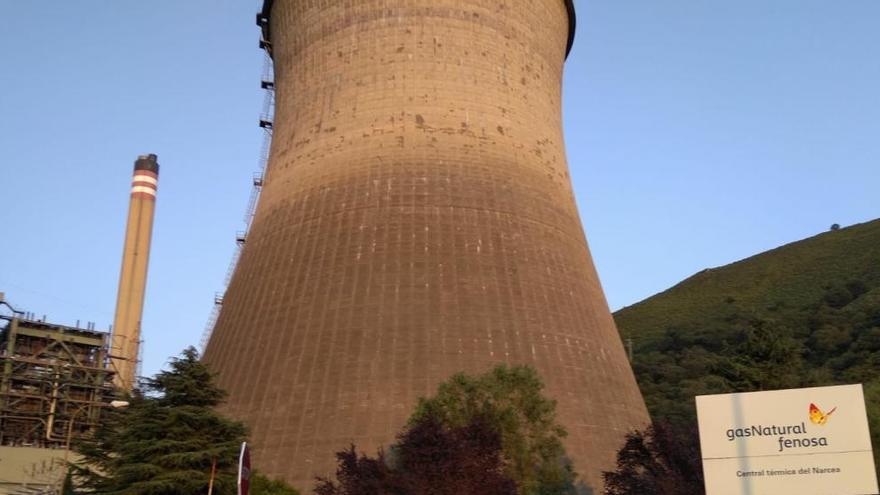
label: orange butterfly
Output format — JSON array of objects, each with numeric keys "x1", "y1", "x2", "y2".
[{"x1": 809, "y1": 403, "x2": 837, "y2": 425}]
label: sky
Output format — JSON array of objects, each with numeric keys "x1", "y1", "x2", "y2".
[{"x1": 0, "y1": 1, "x2": 877, "y2": 378}]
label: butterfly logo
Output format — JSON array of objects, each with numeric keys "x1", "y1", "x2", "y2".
[{"x1": 809, "y1": 403, "x2": 837, "y2": 425}]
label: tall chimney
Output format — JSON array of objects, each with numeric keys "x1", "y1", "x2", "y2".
[{"x1": 110, "y1": 154, "x2": 159, "y2": 390}]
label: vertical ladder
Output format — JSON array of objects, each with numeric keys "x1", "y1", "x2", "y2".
[{"x1": 200, "y1": 32, "x2": 275, "y2": 354}]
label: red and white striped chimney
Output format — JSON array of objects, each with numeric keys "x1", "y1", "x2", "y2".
[{"x1": 110, "y1": 154, "x2": 159, "y2": 390}]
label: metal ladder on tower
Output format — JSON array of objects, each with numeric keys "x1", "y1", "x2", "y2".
[{"x1": 199, "y1": 39, "x2": 275, "y2": 353}]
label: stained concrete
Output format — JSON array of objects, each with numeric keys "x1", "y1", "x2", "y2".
[{"x1": 204, "y1": 1, "x2": 649, "y2": 490}]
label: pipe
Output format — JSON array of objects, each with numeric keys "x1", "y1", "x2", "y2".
[{"x1": 45, "y1": 368, "x2": 60, "y2": 440}]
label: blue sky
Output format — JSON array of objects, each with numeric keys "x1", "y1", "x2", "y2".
[{"x1": 1, "y1": 1, "x2": 877, "y2": 378}]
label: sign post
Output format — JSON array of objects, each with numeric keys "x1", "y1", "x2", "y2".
[
  {"x1": 696, "y1": 384, "x2": 878, "y2": 495},
  {"x1": 238, "y1": 442, "x2": 251, "y2": 495}
]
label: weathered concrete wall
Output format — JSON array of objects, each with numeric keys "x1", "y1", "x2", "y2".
[
  {"x1": 204, "y1": 1, "x2": 649, "y2": 490},
  {"x1": 0, "y1": 446, "x2": 69, "y2": 494}
]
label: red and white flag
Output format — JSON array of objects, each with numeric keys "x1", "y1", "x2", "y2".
[{"x1": 238, "y1": 442, "x2": 251, "y2": 495}]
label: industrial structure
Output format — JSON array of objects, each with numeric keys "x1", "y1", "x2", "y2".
[
  {"x1": 0, "y1": 296, "x2": 119, "y2": 494},
  {"x1": 0, "y1": 315, "x2": 115, "y2": 449},
  {"x1": 0, "y1": 153, "x2": 155, "y2": 492},
  {"x1": 110, "y1": 154, "x2": 159, "y2": 391},
  {"x1": 203, "y1": 0, "x2": 650, "y2": 490}
]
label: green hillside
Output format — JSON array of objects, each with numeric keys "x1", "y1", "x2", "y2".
[
  {"x1": 616, "y1": 219, "x2": 880, "y2": 347},
  {"x1": 613, "y1": 219, "x2": 880, "y2": 470}
]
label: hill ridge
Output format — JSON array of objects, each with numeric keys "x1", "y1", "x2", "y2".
[{"x1": 615, "y1": 218, "x2": 880, "y2": 346}]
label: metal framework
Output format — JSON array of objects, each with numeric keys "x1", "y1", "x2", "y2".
[
  {"x1": 199, "y1": 47, "x2": 275, "y2": 352},
  {"x1": 0, "y1": 316, "x2": 115, "y2": 448}
]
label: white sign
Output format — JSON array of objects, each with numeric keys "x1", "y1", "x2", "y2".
[{"x1": 696, "y1": 384, "x2": 878, "y2": 495}]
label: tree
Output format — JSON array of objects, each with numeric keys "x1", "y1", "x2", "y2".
[
  {"x1": 408, "y1": 365, "x2": 578, "y2": 494},
  {"x1": 314, "y1": 445, "x2": 397, "y2": 495},
  {"x1": 714, "y1": 319, "x2": 805, "y2": 392},
  {"x1": 72, "y1": 347, "x2": 248, "y2": 495},
  {"x1": 314, "y1": 415, "x2": 515, "y2": 495},
  {"x1": 393, "y1": 415, "x2": 516, "y2": 494},
  {"x1": 603, "y1": 422, "x2": 704, "y2": 495},
  {"x1": 314, "y1": 366, "x2": 579, "y2": 494},
  {"x1": 252, "y1": 473, "x2": 302, "y2": 495},
  {"x1": 863, "y1": 379, "x2": 880, "y2": 481}
]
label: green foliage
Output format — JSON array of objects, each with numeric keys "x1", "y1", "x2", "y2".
[
  {"x1": 603, "y1": 423, "x2": 703, "y2": 495},
  {"x1": 314, "y1": 446, "x2": 399, "y2": 495},
  {"x1": 315, "y1": 415, "x2": 516, "y2": 495},
  {"x1": 409, "y1": 365, "x2": 578, "y2": 495},
  {"x1": 864, "y1": 380, "x2": 880, "y2": 463},
  {"x1": 72, "y1": 347, "x2": 247, "y2": 495},
  {"x1": 714, "y1": 319, "x2": 805, "y2": 392},
  {"x1": 615, "y1": 219, "x2": 880, "y2": 346},
  {"x1": 62, "y1": 473, "x2": 76, "y2": 495},
  {"x1": 613, "y1": 219, "x2": 880, "y2": 479},
  {"x1": 251, "y1": 472, "x2": 300, "y2": 495}
]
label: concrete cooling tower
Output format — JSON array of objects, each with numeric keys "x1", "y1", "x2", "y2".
[{"x1": 203, "y1": 0, "x2": 650, "y2": 490}]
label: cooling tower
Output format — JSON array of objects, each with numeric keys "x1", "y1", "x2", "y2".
[{"x1": 203, "y1": 1, "x2": 649, "y2": 490}]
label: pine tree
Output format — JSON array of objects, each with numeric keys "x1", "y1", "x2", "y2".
[{"x1": 72, "y1": 347, "x2": 247, "y2": 495}]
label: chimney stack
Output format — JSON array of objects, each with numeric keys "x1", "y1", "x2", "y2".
[{"x1": 110, "y1": 154, "x2": 159, "y2": 390}]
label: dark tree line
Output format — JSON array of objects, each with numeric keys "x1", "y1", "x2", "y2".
[{"x1": 70, "y1": 351, "x2": 583, "y2": 495}]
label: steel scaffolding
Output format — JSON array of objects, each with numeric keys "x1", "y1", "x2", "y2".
[{"x1": 0, "y1": 316, "x2": 115, "y2": 448}]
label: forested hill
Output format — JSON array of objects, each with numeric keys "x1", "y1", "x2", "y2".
[
  {"x1": 612, "y1": 219, "x2": 880, "y2": 467},
  {"x1": 615, "y1": 219, "x2": 880, "y2": 347}
]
